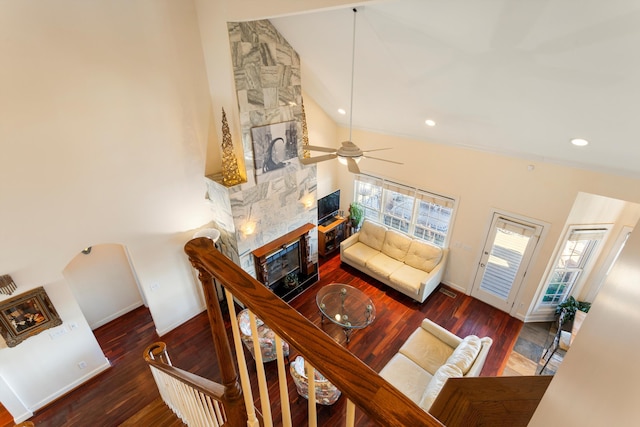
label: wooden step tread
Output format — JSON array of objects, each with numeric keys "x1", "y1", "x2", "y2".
[{"x1": 118, "y1": 398, "x2": 185, "y2": 426}]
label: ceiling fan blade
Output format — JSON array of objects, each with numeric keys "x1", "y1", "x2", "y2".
[
  {"x1": 300, "y1": 153, "x2": 338, "y2": 164},
  {"x1": 363, "y1": 155, "x2": 403, "y2": 165},
  {"x1": 361, "y1": 147, "x2": 392, "y2": 153},
  {"x1": 347, "y1": 157, "x2": 361, "y2": 174},
  {"x1": 306, "y1": 145, "x2": 338, "y2": 153}
]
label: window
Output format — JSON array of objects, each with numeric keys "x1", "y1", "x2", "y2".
[
  {"x1": 353, "y1": 174, "x2": 456, "y2": 247},
  {"x1": 540, "y1": 227, "x2": 607, "y2": 306},
  {"x1": 353, "y1": 175, "x2": 383, "y2": 222}
]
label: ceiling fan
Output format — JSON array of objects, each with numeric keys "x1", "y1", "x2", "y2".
[{"x1": 301, "y1": 8, "x2": 402, "y2": 175}]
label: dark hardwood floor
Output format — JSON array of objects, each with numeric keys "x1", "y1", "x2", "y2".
[{"x1": 7, "y1": 252, "x2": 522, "y2": 426}]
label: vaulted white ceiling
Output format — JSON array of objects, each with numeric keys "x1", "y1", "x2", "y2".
[{"x1": 270, "y1": 0, "x2": 640, "y2": 178}]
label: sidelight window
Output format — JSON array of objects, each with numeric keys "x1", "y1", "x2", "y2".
[{"x1": 539, "y1": 227, "x2": 607, "y2": 307}]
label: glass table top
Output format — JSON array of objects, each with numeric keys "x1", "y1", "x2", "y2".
[{"x1": 316, "y1": 283, "x2": 375, "y2": 330}]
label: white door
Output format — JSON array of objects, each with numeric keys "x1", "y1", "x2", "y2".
[{"x1": 471, "y1": 214, "x2": 542, "y2": 313}]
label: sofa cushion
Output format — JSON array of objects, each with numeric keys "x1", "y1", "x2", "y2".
[
  {"x1": 358, "y1": 220, "x2": 387, "y2": 251},
  {"x1": 366, "y1": 252, "x2": 404, "y2": 279},
  {"x1": 418, "y1": 363, "x2": 463, "y2": 412},
  {"x1": 341, "y1": 242, "x2": 381, "y2": 268},
  {"x1": 389, "y1": 264, "x2": 430, "y2": 297},
  {"x1": 381, "y1": 229, "x2": 413, "y2": 261},
  {"x1": 398, "y1": 326, "x2": 455, "y2": 375},
  {"x1": 379, "y1": 353, "x2": 434, "y2": 404},
  {"x1": 445, "y1": 335, "x2": 482, "y2": 374},
  {"x1": 404, "y1": 240, "x2": 443, "y2": 273}
]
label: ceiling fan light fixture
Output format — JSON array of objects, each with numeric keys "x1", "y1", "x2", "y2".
[{"x1": 338, "y1": 155, "x2": 362, "y2": 165}]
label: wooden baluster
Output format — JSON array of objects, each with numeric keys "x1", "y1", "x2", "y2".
[
  {"x1": 189, "y1": 255, "x2": 247, "y2": 427},
  {"x1": 225, "y1": 288, "x2": 260, "y2": 427},
  {"x1": 346, "y1": 399, "x2": 356, "y2": 427},
  {"x1": 275, "y1": 334, "x2": 292, "y2": 427},
  {"x1": 305, "y1": 360, "x2": 317, "y2": 427},
  {"x1": 248, "y1": 310, "x2": 273, "y2": 426}
]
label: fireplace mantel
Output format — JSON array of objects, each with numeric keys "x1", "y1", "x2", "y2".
[
  {"x1": 251, "y1": 223, "x2": 315, "y2": 259},
  {"x1": 252, "y1": 223, "x2": 318, "y2": 302}
]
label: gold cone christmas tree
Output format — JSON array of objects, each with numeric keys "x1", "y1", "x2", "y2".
[
  {"x1": 220, "y1": 108, "x2": 243, "y2": 186},
  {"x1": 301, "y1": 98, "x2": 310, "y2": 159}
]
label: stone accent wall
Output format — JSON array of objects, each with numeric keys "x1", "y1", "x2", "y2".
[{"x1": 205, "y1": 19, "x2": 318, "y2": 276}]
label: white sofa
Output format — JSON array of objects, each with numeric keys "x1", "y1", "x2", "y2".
[
  {"x1": 340, "y1": 220, "x2": 448, "y2": 303},
  {"x1": 379, "y1": 318, "x2": 493, "y2": 413}
]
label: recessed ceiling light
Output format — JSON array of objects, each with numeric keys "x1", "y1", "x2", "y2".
[
  {"x1": 571, "y1": 138, "x2": 589, "y2": 147},
  {"x1": 338, "y1": 108, "x2": 346, "y2": 115},
  {"x1": 425, "y1": 119, "x2": 436, "y2": 127}
]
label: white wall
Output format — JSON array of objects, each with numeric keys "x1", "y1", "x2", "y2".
[
  {"x1": 303, "y1": 92, "x2": 341, "y2": 200},
  {"x1": 0, "y1": 0, "x2": 213, "y2": 419},
  {"x1": 332, "y1": 128, "x2": 640, "y2": 321},
  {"x1": 530, "y1": 219, "x2": 640, "y2": 426},
  {"x1": 63, "y1": 244, "x2": 143, "y2": 330},
  {"x1": 0, "y1": 280, "x2": 109, "y2": 421}
]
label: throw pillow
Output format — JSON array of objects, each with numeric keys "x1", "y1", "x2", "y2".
[
  {"x1": 445, "y1": 335, "x2": 482, "y2": 374},
  {"x1": 418, "y1": 363, "x2": 463, "y2": 412}
]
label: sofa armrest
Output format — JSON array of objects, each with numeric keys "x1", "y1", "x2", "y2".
[
  {"x1": 340, "y1": 232, "x2": 360, "y2": 255},
  {"x1": 420, "y1": 318, "x2": 462, "y2": 349},
  {"x1": 464, "y1": 336, "x2": 493, "y2": 377},
  {"x1": 417, "y1": 249, "x2": 449, "y2": 302}
]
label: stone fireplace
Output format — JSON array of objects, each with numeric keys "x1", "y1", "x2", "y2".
[{"x1": 204, "y1": 19, "x2": 319, "y2": 284}]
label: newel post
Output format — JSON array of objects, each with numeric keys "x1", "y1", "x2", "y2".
[{"x1": 187, "y1": 242, "x2": 247, "y2": 427}]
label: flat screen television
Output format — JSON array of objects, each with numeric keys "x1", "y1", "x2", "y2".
[{"x1": 318, "y1": 190, "x2": 340, "y2": 226}]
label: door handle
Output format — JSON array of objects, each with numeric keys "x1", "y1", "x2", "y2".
[{"x1": 480, "y1": 263, "x2": 485, "y2": 267}]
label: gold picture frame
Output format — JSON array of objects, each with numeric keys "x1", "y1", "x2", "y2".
[{"x1": 0, "y1": 286, "x2": 62, "y2": 347}]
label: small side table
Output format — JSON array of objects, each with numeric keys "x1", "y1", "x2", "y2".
[{"x1": 316, "y1": 283, "x2": 375, "y2": 343}]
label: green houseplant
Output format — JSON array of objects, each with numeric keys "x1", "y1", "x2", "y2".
[
  {"x1": 349, "y1": 202, "x2": 364, "y2": 230},
  {"x1": 556, "y1": 296, "x2": 591, "y2": 322}
]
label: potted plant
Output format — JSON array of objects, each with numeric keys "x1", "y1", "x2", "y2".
[
  {"x1": 349, "y1": 202, "x2": 364, "y2": 231},
  {"x1": 556, "y1": 296, "x2": 591, "y2": 323}
]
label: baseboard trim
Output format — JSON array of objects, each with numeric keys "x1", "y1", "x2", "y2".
[
  {"x1": 90, "y1": 301, "x2": 144, "y2": 330},
  {"x1": 156, "y1": 305, "x2": 207, "y2": 337},
  {"x1": 441, "y1": 280, "x2": 468, "y2": 295},
  {"x1": 28, "y1": 359, "x2": 111, "y2": 413}
]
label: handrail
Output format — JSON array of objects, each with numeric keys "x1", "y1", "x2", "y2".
[
  {"x1": 143, "y1": 342, "x2": 229, "y2": 426},
  {"x1": 144, "y1": 346, "x2": 226, "y2": 401},
  {"x1": 185, "y1": 236, "x2": 442, "y2": 426}
]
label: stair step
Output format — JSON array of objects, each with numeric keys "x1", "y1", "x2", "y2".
[{"x1": 118, "y1": 398, "x2": 185, "y2": 426}]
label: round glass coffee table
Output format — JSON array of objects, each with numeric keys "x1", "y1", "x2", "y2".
[{"x1": 316, "y1": 283, "x2": 375, "y2": 343}]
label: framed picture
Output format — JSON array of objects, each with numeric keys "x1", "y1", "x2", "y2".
[
  {"x1": 251, "y1": 121, "x2": 300, "y2": 179},
  {"x1": 0, "y1": 286, "x2": 62, "y2": 347}
]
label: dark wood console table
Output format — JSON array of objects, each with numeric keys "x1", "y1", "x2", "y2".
[{"x1": 252, "y1": 223, "x2": 318, "y2": 302}]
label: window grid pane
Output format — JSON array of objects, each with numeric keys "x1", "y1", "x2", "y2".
[
  {"x1": 540, "y1": 229, "x2": 603, "y2": 308},
  {"x1": 382, "y1": 189, "x2": 414, "y2": 234},
  {"x1": 354, "y1": 175, "x2": 455, "y2": 248}
]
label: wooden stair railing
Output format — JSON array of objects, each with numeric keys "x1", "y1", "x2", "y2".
[
  {"x1": 430, "y1": 375, "x2": 553, "y2": 427},
  {"x1": 143, "y1": 342, "x2": 229, "y2": 426},
  {"x1": 185, "y1": 236, "x2": 443, "y2": 427}
]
